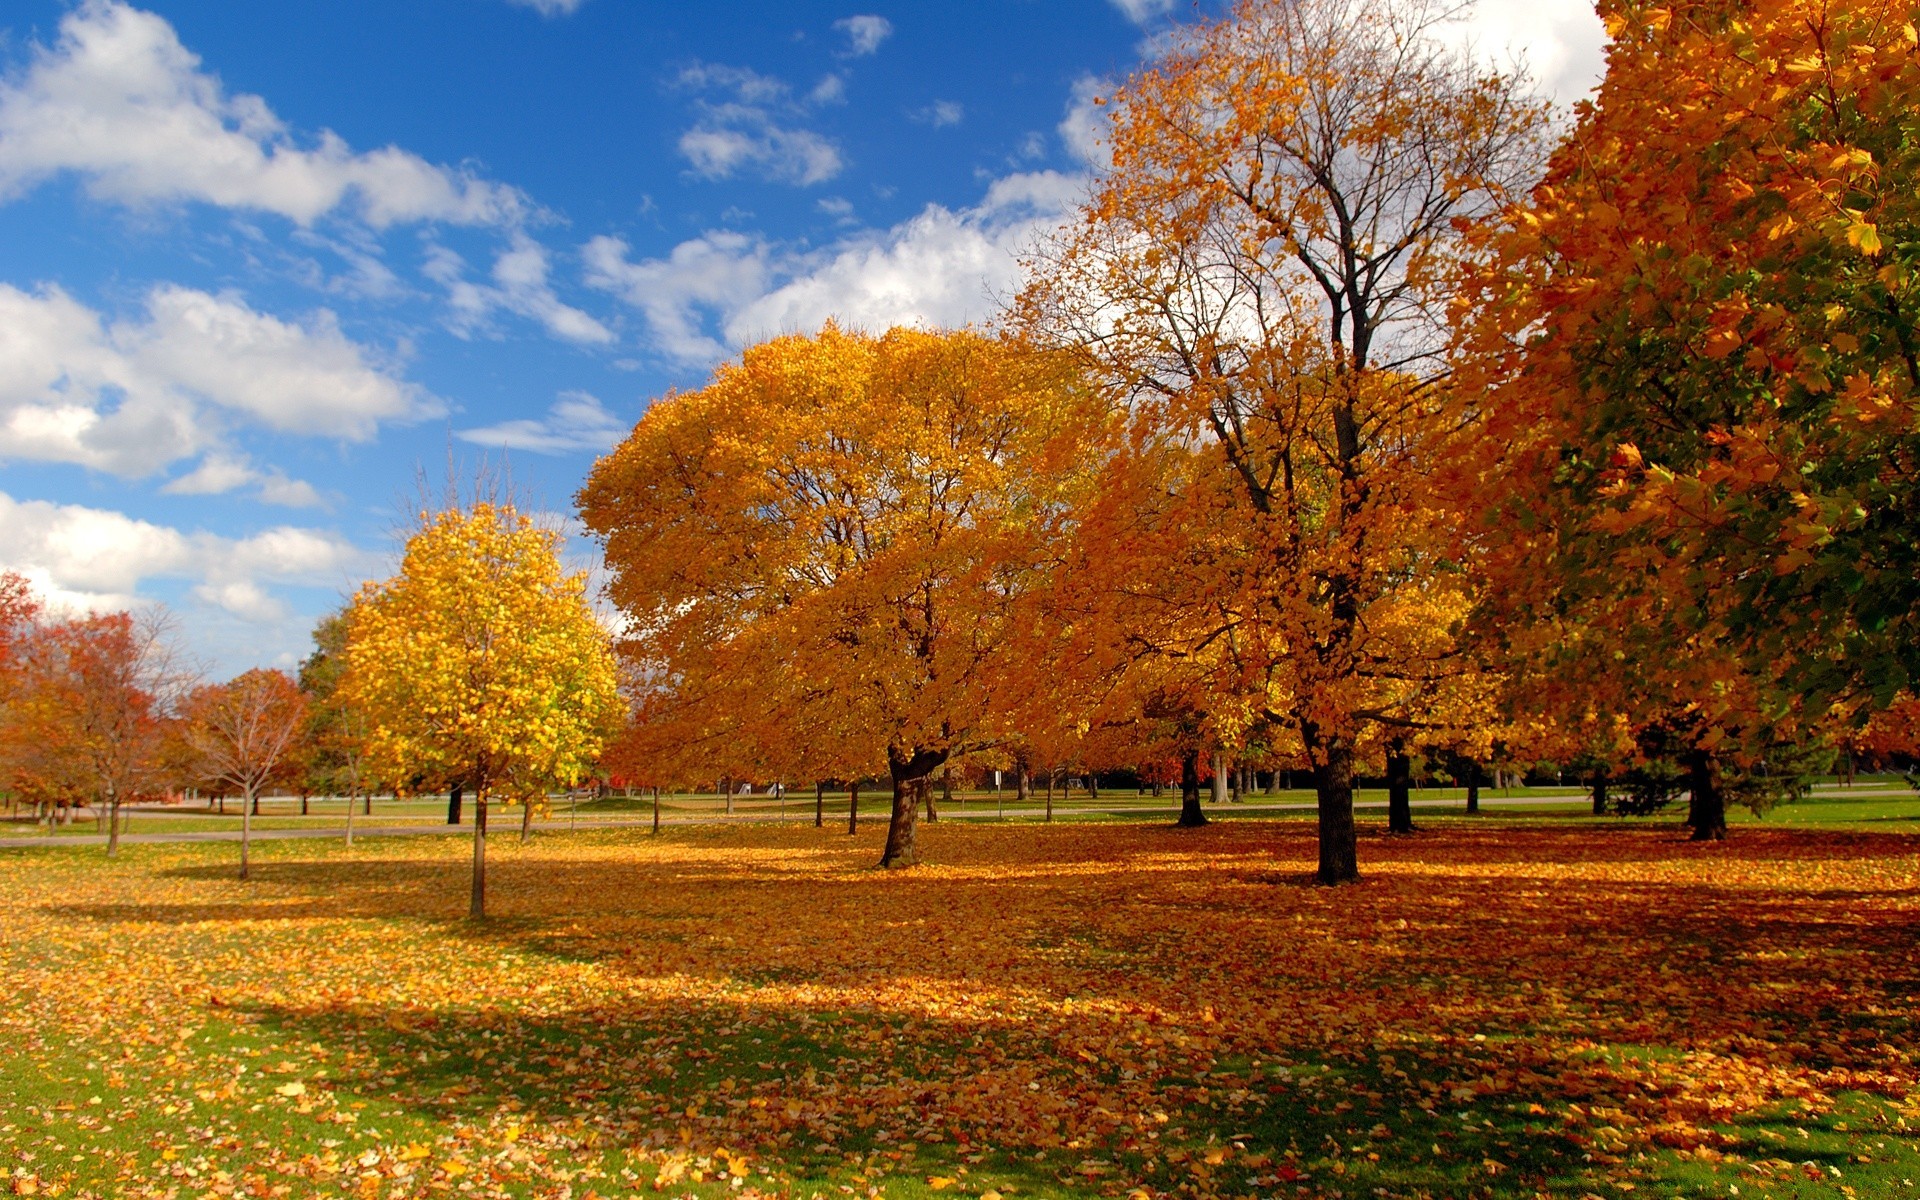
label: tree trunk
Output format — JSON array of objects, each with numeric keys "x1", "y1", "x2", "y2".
[
  {"x1": 1465, "y1": 760, "x2": 1481, "y2": 815},
  {"x1": 1087, "y1": 772, "x2": 1099, "y2": 801},
  {"x1": 448, "y1": 783, "x2": 463, "y2": 826},
  {"x1": 105, "y1": 787, "x2": 121, "y2": 859},
  {"x1": 1212, "y1": 753, "x2": 1228, "y2": 804},
  {"x1": 925, "y1": 772, "x2": 940, "y2": 823},
  {"x1": 1591, "y1": 769, "x2": 1610, "y2": 816},
  {"x1": 1045, "y1": 770, "x2": 1055, "y2": 823},
  {"x1": 364, "y1": 792, "x2": 372, "y2": 816},
  {"x1": 880, "y1": 749, "x2": 943, "y2": 868},
  {"x1": 1686, "y1": 752, "x2": 1727, "y2": 841},
  {"x1": 1386, "y1": 743, "x2": 1417, "y2": 834},
  {"x1": 814, "y1": 780, "x2": 824, "y2": 828},
  {"x1": 520, "y1": 795, "x2": 533, "y2": 844},
  {"x1": 251, "y1": 792, "x2": 262, "y2": 817},
  {"x1": 239, "y1": 784, "x2": 253, "y2": 880},
  {"x1": 1015, "y1": 757, "x2": 1032, "y2": 802},
  {"x1": 1314, "y1": 740, "x2": 1360, "y2": 885},
  {"x1": 847, "y1": 781, "x2": 859, "y2": 835},
  {"x1": 345, "y1": 790, "x2": 356, "y2": 847},
  {"x1": 300, "y1": 792, "x2": 309, "y2": 816},
  {"x1": 723, "y1": 776, "x2": 734, "y2": 818},
  {"x1": 652, "y1": 786, "x2": 661, "y2": 833},
  {"x1": 1176, "y1": 747, "x2": 1207, "y2": 827},
  {"x1": 470, "y1": 791, "x2": 489, "y2": 918}
]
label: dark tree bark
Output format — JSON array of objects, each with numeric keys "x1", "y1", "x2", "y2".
[
  {"x1": 1686, "y1": 752, "x2": 1727, "y2": 841},
  {"x1": 925, "y1": 772, "x2": 940, "y2": 822},
  {"x1": 1176, "y1": 747, "x2": 1208, "y2": 827},
  {"x1": 470, "y1": 792, "x2": 488, "y2": 918},
  {"x1": 1386, "y1": 742, "x2": 1417, "y2": 834},
  {"x1": 1591, "y1": 769, "x2": 1610, "y2": 816},
  {"x1": 1045, "y1": 769, "x2": 1055, "y2": 823},
  {"x1": 881, "y1": 747, "x2": 946, "y2": 867},
  {"x1": 1087, "y1": 772, "x2": 1099, "y2": 801},
  {"x1": 847, "y1": 781, "x2": 860, "y2": 835},
  {"x1": 300, "y1": 792, "x2": 309, "y2": 816},
  {"x1": 1465, "y1": 759, "x2": 1481, "y2": 815},
  {"x1": 448, "y1": 783, "x2": 463, "y2": 826},
  {"x1": 814, "y1": 780, "x2": 824, "y2": 828},
  {"x1": 1312, "y1": 738, "x2": 1359, "y2": 884},
  {"x1": 652, "y1": 786, "x2": 661, "y2": 833},
  {"x1": 519, "y1": 795, "x2": 534, "y2": 844}
]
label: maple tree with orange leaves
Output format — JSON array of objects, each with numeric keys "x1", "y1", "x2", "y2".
[
  {"x1": 1022, "y1": 0, "x2": 1544, "y2": 881},
  {"x1": 581, "y1": 325, "x2": 1107, "y2": 868}
]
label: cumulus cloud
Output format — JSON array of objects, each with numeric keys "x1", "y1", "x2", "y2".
[
  {"x1": 583, "y1": 230, "x2": 775, "y2": 365},
  {"x1": 0, "y1": 489, "x2": 370, "y2": 622},
  {"x1": 457, "y1": 390, "x2": 630, "y2": 455},
  {"x1": 1107, "y1": 0, "x2": 1174, "y2": 23},
  {"x1": 1440, "y1": 0, "x2": 1608, "y2": 103},
  {"x1": 584, "y1": 171, "x2": 1082, "y2": 366},
  {"x1": 1058, "y1": 75, "x2": 1112, "y2": 169},
  {"x1": 161, "y1": 452, "x2": 324, "y2": 507},
  {"x1": 672, "y1": 60, "x2": 844, "y2": 186},
  {"x1": 506, "y1": 0, "x2": 588, "y2": 15},
  {"x1": 0, "y1": 1, "x2": 529, "y2": 227},
  {"x1": 423, "y1": 236, "x2": 613, "y2": 345},
  {"x1": 0, "y1": 282, "x2": 434, "y2": 477},
  {"x1": 834, "y1": 15, "x2": 894, "y2": 56},
  {"x1": 910, "y1": 100, "x2": 965, "y2": 128}
]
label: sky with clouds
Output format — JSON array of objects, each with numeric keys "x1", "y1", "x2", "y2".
[{"x1": 0, "y1": 0, "x2": 1606, "y2": 675}]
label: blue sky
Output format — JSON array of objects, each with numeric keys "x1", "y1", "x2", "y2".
[{"x1": 0, "y1": 0, "x2": 1604, "y2": 677}]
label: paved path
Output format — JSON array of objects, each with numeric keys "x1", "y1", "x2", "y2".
[{"x1": 0, "y1": 793, "x2": 1605, "y2": 849}]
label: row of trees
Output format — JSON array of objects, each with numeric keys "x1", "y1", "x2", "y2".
[{"x1": 581, "y1": 0, "x2": 1920, "y2": 881}]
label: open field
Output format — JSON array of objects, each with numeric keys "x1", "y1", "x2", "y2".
[
  {"x1": 7, "y1": 777, "x2": 1918, "y2": 842},
  {"x1": 4, "y1": 820, "x2": 1918, "y2": 1199}
]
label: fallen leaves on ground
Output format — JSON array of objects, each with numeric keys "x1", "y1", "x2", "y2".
[{"x1": 2, "y1": 821, "x2": 1917, "y2": 1199}]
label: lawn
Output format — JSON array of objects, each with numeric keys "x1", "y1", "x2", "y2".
[{"x1": 2, "y1": 820, "x2": 1917, "y2": 1200}]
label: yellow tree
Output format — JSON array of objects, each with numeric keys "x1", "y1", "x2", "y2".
[
  {"x1": 580, "y1": 325, "x2": 1104, "y2": 867},
  {"x1": 342, "y1": 501, "x2": 619, "y2": 916},
  {"x1": 183, "y1": 669, "x2": 307, "y2": 880},
  {"x1": 1023, "y1": 0, "x2": 1541, "y2": 880}
]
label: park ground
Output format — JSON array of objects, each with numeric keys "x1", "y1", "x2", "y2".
[{"x1": 2, "y1": 815, "x2": 1918, "y2": 1200}]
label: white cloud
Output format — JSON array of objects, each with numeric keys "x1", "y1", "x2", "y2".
[
  {"x1": 673, "y1": 60, "x2": 844, "y2": 186},
  {"x1": 1107, "y1": 0, "x2": 1173, "y2": 24},
  {"x1": 910, "y1": 100, "x2": 965, "y2": 128},
  {"x1": 1058, "y1": 75, "x2": 1112, "y2": 169},
  {"x1": 457, "y1": 390, "x2": 629, "y2": 455},
  {"x1": 1441, "y1": 0, "x2": 1608, "y2": 103},
  {"x1": 0, "y1": 1, "x2": 530, "y2": 227},
  {"x1": 506, "y1": 0, "x2": 587, "y2": 15},
  {"x1": 0, "y1": 281, "x2": 434, "y2": 477},
  {"x1": 423, "y1": 235, "x2": 614, "y2": 345},
  {"x1": 161, "y1": 451, "x2": 324, "y2": 507},
  {"x1": 584, "y1": 171, "x2": 1082, "y2": 365},
  {"x1": 0, "y1": 489, "x2": 369, "y2": 622},
  {"x1": 583, "y1": 230, "x2": 774, "y2": 365},
  {"x1": 834, "y1": 15, "x2": 894, "y2": 56}
]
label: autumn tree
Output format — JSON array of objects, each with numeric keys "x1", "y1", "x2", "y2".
[
  {"x1": 5, "y1": 611, "x2": 186, "y2": 854},
  {"x1": 184, "y1": 669, "x2": 307, "y2": 879},
  {"x1": 580, "y1": 325, "x2": 1105, "y2": 868},
  {"x1": 298, "y1": 608, "x2": 373, "y2": 842},
  {"x1": 341, "y1": 500, "x2": 620, "y2": 917},
  {"x1": 1455, "y1": 0, "x2": 1917, "y2": 832},
  {"x1": 1022, "y1": 0, "x2": 1543, "y2": 881}
]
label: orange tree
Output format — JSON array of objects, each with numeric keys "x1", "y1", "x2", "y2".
[
  {"x1": 579, "y1": 325, "x2": 1105, "y2": 867},
  {"x1": 1455, "y1": 0, "x2": 1918, "y2": 830},
  {"x1": 183, "y1": 669, "x2": 307, "y2": 880},
  {"x1": 341, "y1": 501, "x2": 620, "y2": 916},
  {"x1": 1021, "y1": 0, "x2": 1542, "y2": 882}
]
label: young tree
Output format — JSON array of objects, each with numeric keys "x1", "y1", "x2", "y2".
[
  {"x1": 184, "y1": 669, "x2": 307, "y2": 879},
  {"x1": 1022, "y1": 0, "x2": 1543, "y2": 882},
  {"x1": 298, "y1": 609, "x2": 372, "y2": 842},
  {"x1": 580, "y1": 325, "x2": 1105, "y2": 867},
  {"x1": 341, "y1": 500, "x2": 620, "y2": 917}
]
